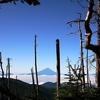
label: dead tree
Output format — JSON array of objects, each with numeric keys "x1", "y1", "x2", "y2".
[
  {"x1": 0, "y1": 52, "x2": 4, "y2": 80},
  {"x1": 67, "y1": 15, "x2": 85, "y2": 90},
  {"x1": 0, "y1": 52, "x2": 4, "y2": 100},
  {"x1": 78, "y1": 15, "x2": 85, "y2": 90},
  {"x1": 86, "y1": 49, "x2": 89, "y2": 87},
  {"x1": 0, "y1": 53, "x2": 22, "y2": 100},
  {"x1": 66, "y1": 58, "x2": 83, "y2": 90},
  {"x1": 34, "y1": 35, "x2": 39, "y2": 100},
  {"x1": 84, "y1": 0, "x2": 100, "y2": 87},
  {"x1": 31, "y1": 67, "x2": 36, "y2": 99},
  {"x1": 6, "y1": 58, "x2": 11, "y2": 100},
  {"x1": 56, "y1": 39, "x2": 60, "y2": 98}
]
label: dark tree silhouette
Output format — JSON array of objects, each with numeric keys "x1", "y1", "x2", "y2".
[
  {"x1": 0, "y1": 0, "x2": 40, "y2": 6},
  {"x1": 84, "y1": 0, "x2": 100, "y2": 87}
]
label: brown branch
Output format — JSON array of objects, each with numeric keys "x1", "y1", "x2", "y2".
[{"x1": 84, "y1": 0, "x2": 94, "y2": 49}]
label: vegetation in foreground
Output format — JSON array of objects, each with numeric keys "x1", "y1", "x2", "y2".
[{"x1": 0, "y1": 78, "x2": 55, "y2": 100}]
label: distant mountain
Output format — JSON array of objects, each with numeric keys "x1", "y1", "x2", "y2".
[
  {"x1": 37, "y1": 68, "x2": 56, "y2": 75},
  {"x1": 16, "y1": 68, "x2": 56, "y2": 75},
  {"x1": 0, "y1": 68, "x2": 56, "y2": 76}
]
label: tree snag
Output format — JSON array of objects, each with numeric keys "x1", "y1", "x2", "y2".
[{"x1": 84, "y1": 0, "x2": 100, "y2": 87}]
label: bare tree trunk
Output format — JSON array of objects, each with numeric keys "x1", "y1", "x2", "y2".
[
  {"x1": 31, "y1": 67, "x2": 36, "y2": 99},
  {"x1": 0, "y1": 52, "x2": 4, "y2": 100},
  {"x1": 86, "y1": 49, "x2": 89, "y2": 87},
  {"x1": 34, "y1": 35, "x2": 39, "y2": 100},
  {"x1": 95, "y1": 0, "x2": 100, "y2": 87},
  {"x1": 56, "y1": 39, "x2": 60, "y2": 99},
  {"x1": 78, "y1": 20, "x2": 85, "y2": 90},
  {"x1": 0, "y1": 52, "x2": 4, "y2": 80},
  {"x1": 7, "y1": 58, "x2": 11, "y2": 100}
]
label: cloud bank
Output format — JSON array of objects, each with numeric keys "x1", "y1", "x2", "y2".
[{"x1": 9, "y1": 74, "x2": 95, "y2": 85}]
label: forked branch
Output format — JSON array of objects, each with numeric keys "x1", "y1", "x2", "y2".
[{"x1": 84, "y1": 0, "x2": 94, "y2": 49}]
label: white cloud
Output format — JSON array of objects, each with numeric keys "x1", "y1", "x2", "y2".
[
  {"x1": 85, "y1": 75, "x2": 95, "y2": 84},
  {"x1": 10, "y1": 74, "x2": 66, "y2": 84},
  {"x1": 0, "y1": 74, "x2": 95, "y2": 85}
]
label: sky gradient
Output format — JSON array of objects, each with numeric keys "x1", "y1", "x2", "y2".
[{"x1": 0, "y1": 0, "x2": 98, "y2": 74}]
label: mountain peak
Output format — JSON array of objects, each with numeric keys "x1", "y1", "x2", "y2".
[{"x1": 38, "y1": 68, "x2": 56, "y2": 75}]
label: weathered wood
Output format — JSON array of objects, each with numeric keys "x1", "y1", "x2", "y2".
[
  {"x1": 96, "y1": 0, "x2": 100, "y2": 87},
  {"x1": 34, "y1": 35, "x2": 39, "y2": 100},
  {"x1": 0, "y1": 52, "x2": 4, "y2": 79},
  {"x1": 78, "y1": 19, "x2": 85, "y2": 90},
  {"x1": 86, "y1": 49, "x2": 89, "y2": 87},
  {"x1": 31, "y1": 67, "x2": 36, "y2": 98},
  {"x1": 84, "y1": 0, "x2": 100, "y2": 87},
  {"x1": 7, "y1": 58, "x2": 11, "y2": 100},
  {"x1": 56, "y1": 39, "x2": 60, "y2": 98}
]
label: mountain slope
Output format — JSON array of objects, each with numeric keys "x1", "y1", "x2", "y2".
[
  {"x1": 0, "y1": 78, "x2": 55, "y2": 100},
  {"x1": 38, "y1": 68, "x2": 56, "y2": 75},
  {"x1": 11, "y1": 68, "x2": 56, "y2": 75}
]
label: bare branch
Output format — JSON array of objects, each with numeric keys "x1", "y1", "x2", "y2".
[
  {"x1": 84, "y1": 0, "x2": 94, "y2": 49},
  {"x1": 67, "y1": 19, "x2": 85, "y2": 25},
  {"x1": 76, "y1": 0, "x2": 85, "y2": 8},
  {"x1": 67, "y1": 27, "x2": 85, "y2": 36},
  {"x1": 67, "y1": 14, "x2": 85, "y2": 36},
  {"x1": 70, "y1": 0, "x2": 87, "y2": 8}
]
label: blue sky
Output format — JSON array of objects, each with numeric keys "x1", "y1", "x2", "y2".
[{"x1": 0, "y1": 0, "x2": 97, "y2": 74}]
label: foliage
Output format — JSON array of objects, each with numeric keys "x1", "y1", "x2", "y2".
[
  {"x1": 55, "y1": 85, "x2": 100, "y2": 100},
  {"x1": 0, "y1": 0, "x2": 40, "y2": 6},
  {"x1": 65, "y1": 58, "x2": 85, "y2": 89},
  {"x1": 54, "y1": 58, "x2": 100, "y2": 100}
]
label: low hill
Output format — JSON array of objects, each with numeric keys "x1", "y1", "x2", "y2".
[
  {"x1": 41, "y1": 82, "x2": 56, "y2": 88},
  {"x1": 0, "y1": 78, "x2": 55, "y2": 100}
]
